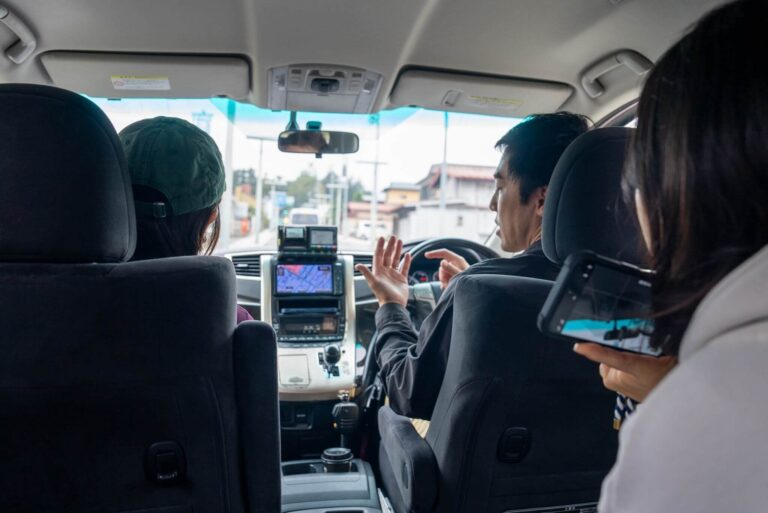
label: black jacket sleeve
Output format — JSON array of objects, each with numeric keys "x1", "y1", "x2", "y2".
[{"x1": 373, "y1": 281, "x2": 458, "y2": 420}]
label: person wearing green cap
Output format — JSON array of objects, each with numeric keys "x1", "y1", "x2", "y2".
[{"x1": 120, "y1": 116, "x2": 253, "y2": 323}]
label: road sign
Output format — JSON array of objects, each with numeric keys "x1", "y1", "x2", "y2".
[{"x1": 273, "y1": 191, "x2": 288, "y2": 207}]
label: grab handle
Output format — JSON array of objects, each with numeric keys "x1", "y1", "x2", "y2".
[
  {"x1": 0, "y1": 5, "x2": 37, "y2": 64},
  {"x1": 581, "y1": 50, "x2": 652, "y2": 99}
]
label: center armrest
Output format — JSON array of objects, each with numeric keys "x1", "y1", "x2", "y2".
[{"x1": 281, "y1": 458, "x2": 380, "y2": 512}]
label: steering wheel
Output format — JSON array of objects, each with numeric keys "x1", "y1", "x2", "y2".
[
  {"x1": 405, "y1": 237, "x2": 499, "y2": 326},
  {"x1": 407, "y1": 237, "x2": 500, "y2": 268},
  {"x1": 359, "y1": 238, "x2": 499, "y2": 401}
]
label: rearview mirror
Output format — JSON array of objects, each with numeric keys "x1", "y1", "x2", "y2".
[{"x1": 278, "y1": 130, "x2": 359, "y2": 155}]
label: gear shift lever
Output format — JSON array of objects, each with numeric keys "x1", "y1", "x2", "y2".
[
  {"x1": 322, "y1": 344, "x2": 341, "y2": 377},
  {"x1": 332, "y1": 390, "x2": 359, "y2": 449}
]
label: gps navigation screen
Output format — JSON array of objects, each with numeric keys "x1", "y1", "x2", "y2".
[{"x1": 276, "y1": 264, "x2": 333, "y2": 294}]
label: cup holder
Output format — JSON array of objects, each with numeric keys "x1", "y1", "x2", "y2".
[
  {"x1": 282, "y1": 460, "x2": 360, "y2": 476},
  {"x1": 281, "y1": 458, "x2": 379, "y2": 511}
]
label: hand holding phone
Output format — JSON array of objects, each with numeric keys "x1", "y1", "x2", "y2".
[{"x1": 573, "y1": 342, "x2": 677, "y2": 402}]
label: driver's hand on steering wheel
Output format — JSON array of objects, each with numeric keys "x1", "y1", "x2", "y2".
[
  {"x1": 356, "y1": 236, "x2": 413, "y2": 307},
  {"x1": 425, "y1": 249, "x2": 470, "y2": 290}
]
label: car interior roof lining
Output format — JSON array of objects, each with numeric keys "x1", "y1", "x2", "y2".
[{"x1": 0, "y1": 0, "x2": 731, "y2": 120}]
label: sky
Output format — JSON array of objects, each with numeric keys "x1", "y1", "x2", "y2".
[{"x1": 91, "y1": 97, "x2": 523, "y2": 192}]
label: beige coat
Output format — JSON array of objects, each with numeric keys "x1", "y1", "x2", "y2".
[{"x1": 599, "y1": 244, "x2": 768, "y2": 512}]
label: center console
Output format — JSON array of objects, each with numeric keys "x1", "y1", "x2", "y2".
[
  {"x1": 281, "y1": 458, "x2": 382, "y2": 513},
  {"x1": 258, "y1": 227, "x2": 384, "y2": 511},
  {"x1": 261, "y1": 225, "x2": 357, "y2": 401}
]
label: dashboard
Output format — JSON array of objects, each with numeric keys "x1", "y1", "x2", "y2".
[
  {"x1": 408, "y1": 261, "x2": 440, "y2": 285},
  {"x1": 228, "y1": 234, "x2": 487, "y2": 402},
  {"x1": 229, "y1": 225, "x2": 384, "y2": 402},
  {"x1": 232, "y1": 251, "x2": 378, "y2": 401},
  {"x1": 264, "y1": 254, "x2": 356, "y2": 401}
]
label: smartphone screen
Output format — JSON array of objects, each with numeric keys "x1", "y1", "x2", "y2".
[{"x1": 543, "y1": 254, "x2": 661, "y2": 356}]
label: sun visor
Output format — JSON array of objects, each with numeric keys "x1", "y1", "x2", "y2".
[
  {"x1": 390, "y1": 69, "x2": 572, "y2": 117},
  {"x1": 40, "y1": 52, "x2": 250, "y2": 99}
]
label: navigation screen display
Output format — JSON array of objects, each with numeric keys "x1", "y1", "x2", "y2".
[
  {"x1": 276, "y1": 264, "x2": 333, "y2": 294},
  {"x1": 557, "y1": 263, "x2": 660, "y2": 356}
]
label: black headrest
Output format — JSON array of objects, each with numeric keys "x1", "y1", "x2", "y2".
[
  {"x1": 0, "y1": 84, "x2": 135, "y2": 263},
  {"x1": 542, "y1": 127, "x2": 644, "y2": 266}
]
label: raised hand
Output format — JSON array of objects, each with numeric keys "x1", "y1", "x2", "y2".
[
  {"x1": 573, "y1": 343, "x2": 677, "y2": 402},
  {"x1": 424, "y1": 248, "x2": 470, "y2": 289},
  {"x1": 355, "y1": 236, "x2": 413, "y2": 307}
]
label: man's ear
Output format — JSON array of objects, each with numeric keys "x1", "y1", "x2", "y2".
[{"x1": 534, "y1": 186, "x2": 547, "y2": 216}]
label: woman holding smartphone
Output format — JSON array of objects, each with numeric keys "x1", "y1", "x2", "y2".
[
  {"x1": 575, "y1": 0, "x2": 768, "y2": 506},
  {"x1": 573, "y1": 0, "x2": 768, "y2": 510}
]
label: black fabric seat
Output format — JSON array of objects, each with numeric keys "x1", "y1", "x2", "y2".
[
  {"x1": 377, "y1": 127, "x2": 642, "y2": 513},
  {"x1": 0, "y1": 84, "x2": 280, "y2": 513}
]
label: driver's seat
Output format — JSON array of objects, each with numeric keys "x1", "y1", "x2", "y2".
[{"x1": 377, "y1": 127, "x2": 642, "y2": 513}]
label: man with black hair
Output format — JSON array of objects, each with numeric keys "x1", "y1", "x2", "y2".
[{"x1": 356, "y1": 112, "x2": 590, "y2": 420}]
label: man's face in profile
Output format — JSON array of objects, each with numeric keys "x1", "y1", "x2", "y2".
[{"x1": 489, "y1": 153, "x2": 545, "y2": 252}]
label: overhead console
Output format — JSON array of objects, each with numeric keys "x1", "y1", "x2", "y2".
[
  {"x1": 262, "y1": 226, "x2": 357, "y2": 401},
  {"x1": 268, "y1": 64, "x2": 383, "y2": 113}
]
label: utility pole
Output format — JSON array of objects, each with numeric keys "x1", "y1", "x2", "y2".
[
  {"x1": 363, "y1": 113, "x2": 383, "y2": 242},
  {"x1": 220, "y1": 101, "x2": 237, "y2": 250},
  {"x1": 336, "y1": 176, "x2": 343, "y2": 227},
  {"x1": 271, "y1": 180, "x2": 277, "y2": 230},
  {"x1": 341, "y1": 162, "x2": 349, "y2": 233},
  {"x1": 326, "y1": 181, "x2": 348, "y2": 229},
  {"x1": 269, "y1": 176, "x2": 285, "y2": 231},
  {"x1": 246, "y1": 136, "x2": 276, "y2": 241},
  {"x1": 358, "y1": 160, "x2": 388, "y2": 241},
  {"x1": 440, "y1": 112, "x2": 449, "y2": 232}
]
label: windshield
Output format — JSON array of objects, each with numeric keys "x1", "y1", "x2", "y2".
[{"x1": 92, "y1": 98, "x2": 522, "y2": 253}]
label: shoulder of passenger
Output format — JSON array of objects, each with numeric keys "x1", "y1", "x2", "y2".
[{"x1": 680, "y1": 244, "x2": 768, "y2": 358}]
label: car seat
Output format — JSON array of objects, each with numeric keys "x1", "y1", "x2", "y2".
[
  {"x1": 0, "y1": 84, "x2": 280, "y2": 513},
  {"x1": 377, "y1": 127, "x2": 642, "y2": 513}
]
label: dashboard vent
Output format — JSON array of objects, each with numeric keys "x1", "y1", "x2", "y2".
[
  {"x1": 353, "y1": 254, "x2": 373, "y2": 276},
  {"x1": 231, "y1": 255, "x2": 261, "y2": 277}
]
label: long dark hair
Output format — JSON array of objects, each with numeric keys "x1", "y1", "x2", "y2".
[
  {"x1": 131, "y1": 185, "x2": 222, "y2": 260},
  {"x1": 624, "y1": 0, "x2": 768, "y2": 354}
]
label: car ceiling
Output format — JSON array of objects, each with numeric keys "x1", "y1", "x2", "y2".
[{"x1": 0, "y1": 0, "x2": 728, "y2": 121}]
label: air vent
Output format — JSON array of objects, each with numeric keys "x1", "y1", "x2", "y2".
[
  {"x1": 231, "y1": 255, "x2": 261, "y2": 277},
  {"x1": 353, "y1": 254, "x2": 373, "y2": 276}
]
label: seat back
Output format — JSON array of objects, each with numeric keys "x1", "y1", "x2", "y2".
[
  {"x1": 426, "y1": 275, "x2": 615, "y2": 512},
  {"x1": 0, "y1": 85, "x2": 279, "y2": 513},
  {"x1": 425, "y1": 127, "x2": 641, "y2": 513}
]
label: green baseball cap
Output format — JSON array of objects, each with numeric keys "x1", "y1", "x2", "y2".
[{"x1": 119, "y1": 116, "x2": 226, "y2": 218}]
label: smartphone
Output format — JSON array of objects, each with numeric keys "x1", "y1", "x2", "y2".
[{"x1": 538, "y1": 251, "x2": 662, "y2": 356}]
